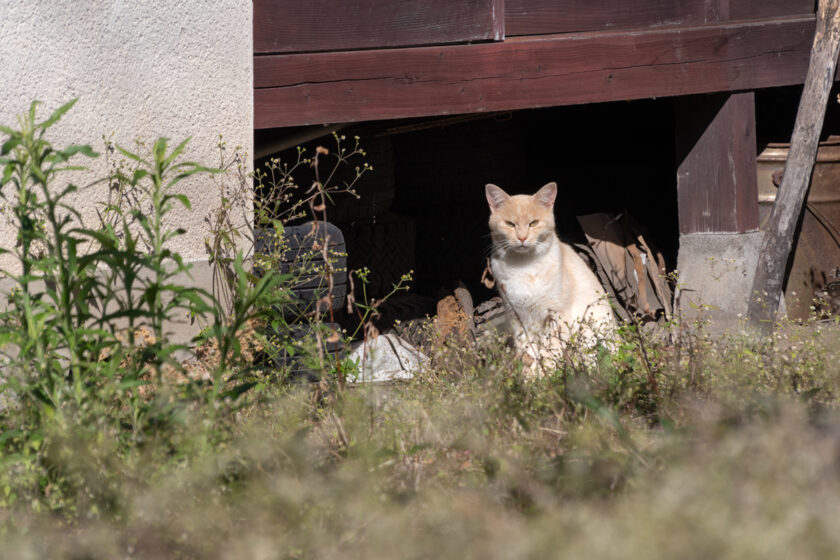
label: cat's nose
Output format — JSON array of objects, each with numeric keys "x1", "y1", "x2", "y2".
[{"x1": 518, "y1": 235, "x2": 527, "y2": 243}]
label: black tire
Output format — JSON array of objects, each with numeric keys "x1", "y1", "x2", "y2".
[
  {"x1": 256, "y1": 221, "x2": 348, "y2": 314},
  {"x1": 258, "y1": 222, "x2": 346, "y2": 261},
  {"x1": 288, "y1": 283, "x2": 348, "y2": 316}
]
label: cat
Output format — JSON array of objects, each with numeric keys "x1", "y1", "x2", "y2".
[{"x1": 485, "y1": 182, "x2": 616, "y2": 369}]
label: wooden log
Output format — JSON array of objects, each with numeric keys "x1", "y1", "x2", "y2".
[
  {"x1": 675, "y1": 92, "x2": 759, "y2": 234},
  {"x1": 255, "y1": 16, "x2": 815, "y2": 128},
  {"x1": 748, "y1": 0, "x2": 840, "y2": 333},
  {"x1": 254, "y1": 0, "x2": 504, "y2": 54}
]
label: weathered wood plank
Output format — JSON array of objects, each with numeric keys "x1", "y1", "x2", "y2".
[
  {"x1": 504, "y1": 0, "x2": 814, "y2": 36},
  {"x1": 254, "y1": 0, "x2": 504, "y2": 55},
  {"x1": 730, "y1": 0, "x2": 815, "y2": 21},
  {"x1": 254, "y1": 16, "x2": 815, "y2": 129},
  {"x1": 675, "y1": 92, "x2": 759, "y2": 234},
  {"x1": 505, "y1": 0, "x2": 706, "y2": 36}
]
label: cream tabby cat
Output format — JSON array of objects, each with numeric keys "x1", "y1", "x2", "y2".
[{"x1": 485, "y1": 182, "x2": 616, "y2": 367}]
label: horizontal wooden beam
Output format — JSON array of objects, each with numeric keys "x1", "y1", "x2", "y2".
[
  {"x1": 503, "y1": 0, "x2": 814, "y2": 37},
  {"x1": 702, "y1": 0, "x2": 815, "y2": 23},
  {"x1": 505, "y1": 0, "x2": 705, "y2": 36},
  {"x1": 254, "y1": 16, "x2": 815, "y2": 129},
  {"x1": 729, "y1": 0, "x2": 815, "y2": 21},
  {"x1": 254, "y1": 0, "x2": 504, "y2": 55}
]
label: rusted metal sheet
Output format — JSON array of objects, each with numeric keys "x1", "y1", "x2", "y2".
[
  {"x1": 577, "y1": 213, "x2": 672, "y2": 321},
  {"x1": 757, "y1": 138, "x2": 840, "y2": 319}
]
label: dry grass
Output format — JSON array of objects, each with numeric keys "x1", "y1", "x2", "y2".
[{"x1": 2, "y1": 319, "x2": 840, "y2": 559}]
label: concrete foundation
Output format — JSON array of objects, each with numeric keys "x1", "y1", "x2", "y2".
[{"x1": 675, "y1": 231, "x2": 782, "y2": 329}]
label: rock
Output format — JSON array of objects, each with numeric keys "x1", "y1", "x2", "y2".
[{"x1": 347, "y1": 333, "x2": 428, "y2": 382}]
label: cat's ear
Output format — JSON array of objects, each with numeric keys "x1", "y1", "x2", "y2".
[
  {"x1": 485, "y1": 184, "x2": 509, "y2": 213},
  {"x1": 534, "y1": 182, "x2": 557, "y2": 208}
]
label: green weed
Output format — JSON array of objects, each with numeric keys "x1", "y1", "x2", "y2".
[{"x1": 1, "y1": 101, "x2": 839, "y2": 559}]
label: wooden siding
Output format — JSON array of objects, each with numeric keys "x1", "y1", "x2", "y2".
[
  {"x1": 504, "y1": 0, "x2": 814, "y2": 36},
  {"x1": 255, "y1": 15, "x2": 815, "y2": 129},
  {"x1": 729, "y1": 0, "x2": 815, "y2": 21},
  {"x1": 505, "y1": 0, "x2": 706, "y2": 36},
  {"x1": 254, "y1": 0, "x2": 504, "y2": 55}
]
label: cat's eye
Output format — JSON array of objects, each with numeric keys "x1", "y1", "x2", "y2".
[
  {"x1": 529, "y1": 220, "x2": 539, "y2": 227},
  {"x1": 504, "y1": 221, "x2": 515, "y2": 227}
]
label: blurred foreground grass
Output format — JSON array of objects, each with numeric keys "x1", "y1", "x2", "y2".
[{"x1": 3, "y1": 320, "x2": 840, "y2": 560}]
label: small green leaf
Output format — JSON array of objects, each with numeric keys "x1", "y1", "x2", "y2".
[
  {"x1": 38, "y1": 98, "x2": 78, "y2": 130},
  {"x1": 118, "y1": 379, "x2": 149, "y2": 390},
  {"x1": 163, "y1": 136, "x2": 191, "y2": 168},
  {"x1": 166, "y1": 193, "x2": 192, "y2": 210},
  {"x1": 2, "y1": 164, "x2": 13, "y2": 184},
  {"x1": 131, "y1": 168, "x2": 150, "y2": 184},
  {"x1": 1, "y1": 137, "x2": 20, "y2": 156},
  {"x1": 27, "y1": 100, "x2": 40, "y2": 125},
  {"x1": 0, "y1": 429, "x2": 23, "y2": 445},
  {"x1": 61, "y1": 144, "x2": 99, "y2": 159},
  {"x1": 222, "y1": 381, "x2": 258, "y2": 400},
  {"x1": 115, "y1": 143, "x2": 145, "y2": 164},
  {"x1": 153, "y1": 137, "x2": 169, "y2": 168}
]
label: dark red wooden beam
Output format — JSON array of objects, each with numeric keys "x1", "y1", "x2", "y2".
[
  {"x1": 254, "y1": 0, "x2": 504, "y2": 55},
  {"x1": 255, "y1": 15, "x2": 815, "y2": 129},
  {"x1": 729, "y1": 0, "x2": 815, "y2": 21},
  {"x1": 504, "y1": 0, "x2": 814, "y2": 37},
  {"x1": 505, "y1": 0, "x2": 706, "y2": 36}
]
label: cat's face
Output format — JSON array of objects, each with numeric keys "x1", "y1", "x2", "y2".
[{"x1": 486, "y1": 182, "x2": 557, "y2": 253}]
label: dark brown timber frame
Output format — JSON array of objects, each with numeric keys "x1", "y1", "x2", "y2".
[
  {"x1": 254, "y1": 1, "x2": 821, "y2": 237},
  {"x1": 503, "y1": 0, "x2": 814, "y2": 36},
  {"x1": 255, "y1": 17, "x2": 815, "y2": 128},
  {"x1": 254, "y1": 0, "x2": 505, "y2": 54}
]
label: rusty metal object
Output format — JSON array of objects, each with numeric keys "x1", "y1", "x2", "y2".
[
  {"x1": 435, "y1": 284, "x2": 475, "y2": 344},
  {"x1": 576, "y1": 213, "x2": 672, "y2": 322},
  {"x1": 757, "y1": 136, "x2": 840, "y2": 319},
  {"x1": 815, "y1": 280, "x2": 840, "y2": 315}
]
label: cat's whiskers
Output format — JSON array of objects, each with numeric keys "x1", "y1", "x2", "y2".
[{"x1": 485, "y1": 237, "x2": 513, "y2": 257}]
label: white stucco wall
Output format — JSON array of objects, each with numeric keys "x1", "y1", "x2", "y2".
[{"x1": 0, "y1": 1, "x2": 253, "y2": 277}]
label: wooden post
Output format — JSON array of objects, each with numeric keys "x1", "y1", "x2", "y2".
[
  {"x1": 748, "y1": 0, "x2": 840, "y2": 333},
  {"x1": 675, "y1": 92, "x2": 759, "y2": 234}
]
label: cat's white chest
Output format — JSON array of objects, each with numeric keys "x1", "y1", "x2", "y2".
[{"x1": 491, "y1": 244, "x2": 565, "y2": 331}]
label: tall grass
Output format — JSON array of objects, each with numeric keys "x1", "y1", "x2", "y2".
[
  {"x1": 0, "y1": 100, "x2": 281, "y2": 513},
  {"x1": 2, "y1": 319, "x2": 839, "y2": 559},
  {"x1": 1, "y1": 101, "x2": 839, "y2": 559}
]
